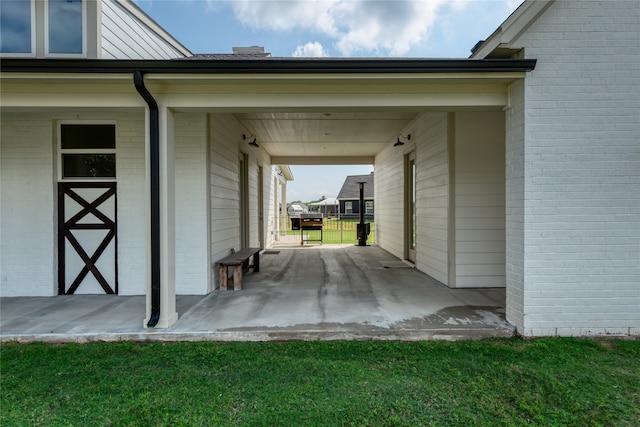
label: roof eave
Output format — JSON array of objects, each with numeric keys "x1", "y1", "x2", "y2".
[{"x1": 0, "y1": 58, "x2": 537, "y2": 74}]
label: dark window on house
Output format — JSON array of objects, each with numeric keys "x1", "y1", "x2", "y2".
[
  {"x1": 60, "y1": 124, "x2": 116, "y2": 179},
  {"x1": 61, "y1": 124, "x2": 115, "y2": 149},
  {"x1": 366, "y1": 201, "x2": 374, "y2": 215},
  {"x1": 345, "y1": 201, "x2": 353, "y2": 214},
  {"x1": 0, "y1": 0, "x2": 32, "y2": 54}
]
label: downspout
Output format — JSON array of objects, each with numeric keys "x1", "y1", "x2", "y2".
[{"x1": 133, "y1": 71, "x2": 161, "y2": 328}]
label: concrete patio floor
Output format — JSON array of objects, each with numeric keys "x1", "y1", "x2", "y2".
[{"x1": 1, "y1": 245, "x2": 514, "y2": 342}]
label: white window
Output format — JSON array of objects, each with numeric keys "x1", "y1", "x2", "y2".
[
  {"x1": 59, "y1": 123, "x2": 116, "y2": 180},
  {"x1": 0, "y1": 0, "x2": 36, "y2": 56},
  {"x1": 345, "y1": 201, "x2": 353, "y2": 214},
  {"x1": 46, "y1": 0, "x2": 85, "y2": 56},
  {"x1": 366, "y1": 201, "x2": 374, "y2": 215}
]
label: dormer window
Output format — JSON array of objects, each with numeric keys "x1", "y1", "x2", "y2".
[
  {"x1": 46, "y1": 0, "x2": 85, "y2": 56},
  {"x1": 0, "y1": 0, "x2": 35, "y2": 56},
  {"x1": 0, "y1": 0, "x2": 86, "y2": 57}
]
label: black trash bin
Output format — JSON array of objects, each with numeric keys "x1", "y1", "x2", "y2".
[
  {"x1": 290, "y1": 217, "x2": 301, "y2": 231},
  {"x1": 357, "y1": 223, "x2": 370, "y2": 242}
]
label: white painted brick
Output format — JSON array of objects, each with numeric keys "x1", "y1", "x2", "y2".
[
  {"x1": 503, "y1": 0, "x2": 640, "y2": 337},
  {"x1": 1, "y1": 111, "x2": 149, "y2": 297},
  {"x1": 174, "y1": 113, "x2": 210, "y2": 295}
]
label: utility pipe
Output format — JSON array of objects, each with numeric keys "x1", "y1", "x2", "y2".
[{"x1": 133, "y1": 71, "x2": 161, "y2": 328}]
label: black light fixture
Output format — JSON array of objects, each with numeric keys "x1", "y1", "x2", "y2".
[
  {"x1": 394, "y1": 133, "x2": 411, "y2": 147},
  {"x1": 243, "y1": 133, "x2": 259, "y2": 147}
]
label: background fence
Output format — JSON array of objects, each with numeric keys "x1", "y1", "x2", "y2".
[{"x1": 281, "y1": 215, "x2": 375, "y2": 245}]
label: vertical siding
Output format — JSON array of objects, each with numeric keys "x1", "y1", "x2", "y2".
[
  {"x1": 174, "y1": 113, "x2": 209, "y2": 294},
  {"x1": 101, "y1": 0, "x2": 186, "y2": 59},
  {"x1": 514, "y1": 0, "x2": 640, "y2": 336},
  {"x1": 454, "y1": 112, "x2": 506, "y2": 288}
]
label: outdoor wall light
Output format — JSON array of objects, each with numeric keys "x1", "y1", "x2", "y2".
[
  {"x1": 243, "y1": 134, "x2": 259, "y2": 147},
  {"x1": 394, "y1": 133, "x2": 411, "y2": 147}
]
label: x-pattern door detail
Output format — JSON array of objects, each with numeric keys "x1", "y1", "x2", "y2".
[{"x1": 58, "y1": 183, "x2": 118, "y2": 295}]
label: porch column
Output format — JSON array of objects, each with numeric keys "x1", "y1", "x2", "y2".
[
  {"x1": 274, "y1": 178, "x2": 280, "y2": 241},
  {"x1": 144, "y1": 102, "x2": 178, "y2": 328},
  {"x1": 281, "y1": 181, "x2": 287, "y2": 237}
]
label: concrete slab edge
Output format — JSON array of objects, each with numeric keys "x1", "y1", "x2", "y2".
[{"x1": 1, "y1": 327, "x2": 515, "y2": 344}]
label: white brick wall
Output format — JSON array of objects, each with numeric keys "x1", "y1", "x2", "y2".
[
  {"x1": 0, "y1": 111, "x2": 149, "y2": 297},
  {"x1": 505, "y1": 79, "x2": 526, "y2": 332},
  {"x1": 509, "y1": 0, "x2": 640, "y2": 336},
  {"x1": 112, "y1": 112, "x2": 147, "y2": 296},
  {"x1": 1, "y1": 113, "x2": 56, "y2": 296},
  {"x1": 174, "y1": 113, "x2": 210, "y2": 294}
]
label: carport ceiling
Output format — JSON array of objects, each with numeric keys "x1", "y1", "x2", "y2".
[{"x1": 235, "y1": 111, "x2": 417, "y2": 159}]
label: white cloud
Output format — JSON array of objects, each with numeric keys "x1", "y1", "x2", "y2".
[
  {"x1": 220, "y1": 0, "x2": 519, "y2": 57},
  {"x1": 224, "y1": 0, "x2": 339, "y2": 34},
  {"x1": 293, "y1": 41, "x2": 330, "y2": 57},
  {"x1": 222, "y1": 0, "x2": 448, "y2": 56}
]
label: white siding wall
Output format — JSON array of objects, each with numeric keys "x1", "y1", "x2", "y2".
[
  {"x1": 374, "y1": 131, "x2": 406, "y2": 260},
  {"x1": 415, "y1": 113, "x2": 450, "y2": 285},
  {"x1": 209, "y1": 114, "x2": 242, "y2": 280},
  {"x1": 174, "y1": 113, "x2": 209, "y2": 294},
  {"x1": 208, "y1": 114, "x2": 275, "y2": 289},
  {"x1": 0, "y1": 111, "x2": 148, "y2": 297},
  {"x1": 511, "y1": 0, "x2": 640, "y2": 336},
  {"x1": 455, "y1": 112, "x2": 506, "y2": 288},
  {"x1": 375, "y1": 112, "x2": 450, "y2": 285},
  {"x1": 101, "y1": 0, "x2": 186, "y2": 59}
]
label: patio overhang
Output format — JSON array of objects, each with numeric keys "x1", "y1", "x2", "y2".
[
  {"x1": 0, "y1": 57, "x2": 537, "y2": 328},
  {"x1": 1, "y1": 57, "x2": 536, "y2": 162}
]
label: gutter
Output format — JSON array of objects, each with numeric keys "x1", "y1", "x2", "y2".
[
  {"x1": 133, "y1": 71, "x2": 161, "y2": 328},
  {"x1": 0, "y1": 58, "x2": 537, "y2": 74}
]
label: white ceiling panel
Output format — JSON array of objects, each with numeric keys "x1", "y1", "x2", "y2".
[{"x1": 235, "y1": 111, "x2": 417, "y2": 159}]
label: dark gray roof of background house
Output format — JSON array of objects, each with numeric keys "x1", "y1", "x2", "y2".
[
  {"x1": 186, "y1": 53, "x2": 272, "y2": 60},
  {"x1": 337, "y1": 173, "x2": 374, "y2": 199}
]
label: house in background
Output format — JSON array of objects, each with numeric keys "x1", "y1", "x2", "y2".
[
  {"x1": 309, "y1": 197, "x2": 339, "y2": 218},
  {"x1": 287, "y1": 203, "x2": 309, "y2": 215},
  {"x1": 337, "y1": 173, "x2": 374, "y2": 219},
  {"x1": 2, "y1": 0, "x2": 638, "y2": 337}
]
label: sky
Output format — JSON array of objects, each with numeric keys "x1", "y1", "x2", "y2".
[{"x1": 133, "y1": 0, "x2": 523, "y2": 202}]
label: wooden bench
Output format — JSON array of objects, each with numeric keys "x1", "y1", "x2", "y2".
[{"x1": 216, "y1": 248, "x2": 261, "y2": 291}]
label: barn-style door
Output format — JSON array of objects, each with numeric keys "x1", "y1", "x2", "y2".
[{"x1": 58, "y1": 183, "x2": 118, "y2": 294}]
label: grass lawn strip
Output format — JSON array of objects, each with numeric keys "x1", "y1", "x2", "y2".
[{"x1": 2, "y1": 338, "x2": 639, "y2": 426}]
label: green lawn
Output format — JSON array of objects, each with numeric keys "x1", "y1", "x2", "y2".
[
  {"x1": 2, "y1": 338, "x2": 638, "y2": 426},
  {"x1": 286, "y1": 218, "x2": 376, "y2": 244}
]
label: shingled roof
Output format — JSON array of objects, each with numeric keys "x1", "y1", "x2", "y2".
[{"x1": 337, "y1": 173, "x2": 374, "y2": 199}]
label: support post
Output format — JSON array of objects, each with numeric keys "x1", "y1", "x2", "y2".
[
  {"x1": 143, "y1": 102, "x2": 178, "y2": 328},
  {"x1": 357, "y1": 181, "x2": 369, "y2": 246}
]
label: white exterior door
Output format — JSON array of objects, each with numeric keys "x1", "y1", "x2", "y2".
[{"x1": 58, "y1": 183, "x2": 117, "y2": 294}]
